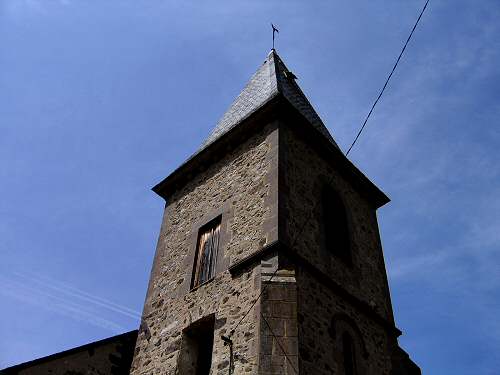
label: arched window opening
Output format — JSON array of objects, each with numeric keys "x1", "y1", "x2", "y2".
[
  {"x1": 322, "y1": 186, "x2": 352, "y2": 265},
  {"x1": 342, "y1": 332, "x2": 357, "y2": 375}
]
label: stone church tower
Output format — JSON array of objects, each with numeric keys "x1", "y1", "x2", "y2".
[{"x1": 130, "y1": 50, "x2": 420, "y2": 375}]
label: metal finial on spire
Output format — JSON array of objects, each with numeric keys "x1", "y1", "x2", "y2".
[{"x1": 271, "y1": 23, "x2": 279, "y2": 50}]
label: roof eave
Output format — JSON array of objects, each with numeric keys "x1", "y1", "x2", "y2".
[
  {"x1": 152, "y1": 94, "x2": 282, "y2": 200},
  {"x1": 152, "y1": 95, "x2": 389, "y2": 209},
  {"x1": 278, "y1": 98, "x2": 390, "y2": 209}
]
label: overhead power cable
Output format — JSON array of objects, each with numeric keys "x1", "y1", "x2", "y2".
[
  {"x1": 226, "y1": 2, "x2": 431, "y2": 366},
  {"x1": 226, "y1": 181, "x2": 331, "y2": 372},
  {"x1": 345, "y1": 0, "x2": 431, "y2": 156},
  {"x1": 261, "y1": 312, "x2": 298, "y2": 374},
  {"x1": 229, "y1": 196, "x2": 322, "y2": 338}
]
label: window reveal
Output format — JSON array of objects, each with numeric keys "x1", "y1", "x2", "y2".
[
  {"x1": 177, "y1": 315, "x2": 215, "y2": 375},
  {"x1": 191, "y1": 217, "x2": 221, "y2": 288},
  {"x1": 342, "y1": 332, "x2": 357, "y2": 375},
  {"x1": 322, "y1": 186, "x2": 352, "y2": 265}
]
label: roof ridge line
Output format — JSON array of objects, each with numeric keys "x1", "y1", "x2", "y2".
[
  {"x1": 199, "y1": 50, "x2": 338, "y2": 152},
  {"x1": 269, "y1": 50, "x2": 283, "y2": 94}
]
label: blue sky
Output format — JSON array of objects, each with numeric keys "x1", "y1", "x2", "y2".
[{"x1": 1, "y1": 0, "x2": 499, "y2": 373}]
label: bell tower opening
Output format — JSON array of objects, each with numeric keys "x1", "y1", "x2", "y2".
[
  {"x1": 322, "y1": 185, "x2": 352, "y2": 265},
  {"x1": 342, "y1": 331, "x2": 357, "y2": 375}
]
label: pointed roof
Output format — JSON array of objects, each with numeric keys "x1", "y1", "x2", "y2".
[
  {"x1": 199, "y1": 50, "x2": 338, "y2": 151},
  {"x1": 153, "y1": 51, "x2": 389, "y2": 208}
]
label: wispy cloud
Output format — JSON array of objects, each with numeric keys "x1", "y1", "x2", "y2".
[
  {"x1": 0, "y1": 272, "x2": 141, "y2": 332},
  {"x1": 351, "y1": 4, "x2": 500, "y2": 360},
  {"x1": 4, "y1": 0, "x2": 71, "y2": 16},
  {"x1": 14, "y1": 271, "x2": 142, "y2": 319}
]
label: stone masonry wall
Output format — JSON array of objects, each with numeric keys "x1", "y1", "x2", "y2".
[
  {"x1": 3, "y1": 331, "x2": 137, "y2": 375},
  {"x1": 280, "y1": 123, "x2": 399, "y2": 374},
  {"x1": 296, "y1": 269, "x2": 394, "y2": 375},
  {"x1": 131, "y1": 121, "x2": 279, "y2": 374},
  {"x1": 280, "y1": 124, "x2": 395, "y2": 322},
  {"x1": 259, "y1": 257, "x2": 299, "y2": 375}
]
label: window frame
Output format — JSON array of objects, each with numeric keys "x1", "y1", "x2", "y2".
[{"x1": 190, "y1": 215, "x2": 222, "y2": 290}]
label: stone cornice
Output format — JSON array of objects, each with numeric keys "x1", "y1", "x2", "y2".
[
  {"x1": 152, "y1": 96, "x2": 389, "y2": 209},
  {"x1": 229, "y1": 240, "x2": 402, "y2": 338}
]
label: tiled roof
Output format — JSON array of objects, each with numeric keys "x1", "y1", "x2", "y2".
[{"x1": 199, "y1": 50, "x2": 338, "y2": 151}]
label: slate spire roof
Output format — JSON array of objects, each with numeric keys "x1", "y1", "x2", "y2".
[
  {"x1": 154, "y1": 50, "x2": 389, "y2": 207},
  {"x1": 200, "y1": 50, "x2": 338, "y2": 150}
]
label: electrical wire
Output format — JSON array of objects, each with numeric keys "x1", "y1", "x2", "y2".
[
  {"x1": 226, "y1": 186, "x2": 329, "y2": 373},
  {"x1": 229, "y1": 266, "x2": 279, "y2": 339},
  {"x1": 226, "y1": 2, "x2": 432, "y2": 362},
  {"x1": 229, "y1": 197, "x2": 322, "y2": 338},
  {"x1": 261, "y1": 312, "x2": 299, "y2": 374},
  {"x1": 345, "y1": 0, "x2": 431, "y2": 156}
]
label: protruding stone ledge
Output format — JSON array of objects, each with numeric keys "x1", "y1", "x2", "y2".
[{"x1": 228, "y1": 240, "x2": 402, "y2": 338}]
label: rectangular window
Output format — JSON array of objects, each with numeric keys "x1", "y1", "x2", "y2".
[
  {"x1": 178, "y1": 315, "x2": 215, "y2": 375},
  {"x1": 191, "y1": 216, "x2": 221, "y2": 288}
]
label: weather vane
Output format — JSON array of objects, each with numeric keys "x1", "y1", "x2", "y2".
[{"x1": 271, "y1": 23, "x2": 279, "y2": 50}]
